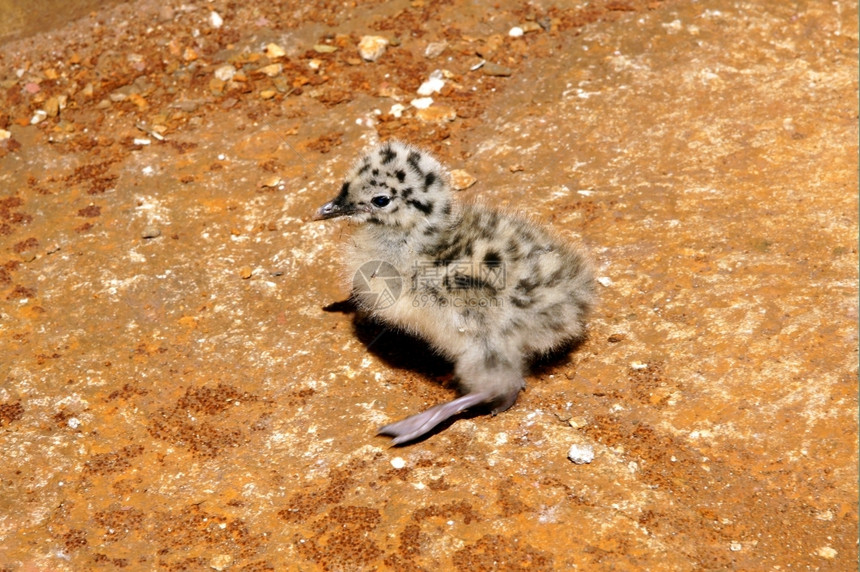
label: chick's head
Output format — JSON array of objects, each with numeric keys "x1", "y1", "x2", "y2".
[{"x1": 315, "y1": 140, "x2": 452, "y2": 231}]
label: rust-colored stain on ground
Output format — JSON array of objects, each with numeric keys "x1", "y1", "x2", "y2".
[{"x1": 0, "y1": 0, "x2": 857, "y2": 569}]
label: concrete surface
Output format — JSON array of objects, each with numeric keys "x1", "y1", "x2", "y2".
[{"x1": 0, "y1": 0, "x2": 857, "y2": 569}]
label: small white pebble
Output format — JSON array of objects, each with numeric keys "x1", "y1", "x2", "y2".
[
  {"x1": 133, "y1": 138, "x2": 151, "y2": 146},
  {"x1": 390, "y1": 103, "x2": 406, "y2": 118},
  {"x1": 141, "y1": 166, "x2": 155, "y2": 176},
  {"x1": 730, "y1": 542, "x2": 742, "y2": 552},
  {"x1": 67, "y1": 417, "x2": 81, "y2": 429},
  {"x1": 209, "y1": 11, "x2": 223, "y2": 28},
  {"x1": 630, "y1": 361, "x2": 648, "y2": 370},
  {"x1": 417, "y1": 70, "x2": 446, "y2": 96},
  {"x1": 410, "y1": 97, "x2": 434, "y2": 110},
  {"x1": 597, "y1": 276, "x2": 613, "y2": 287},
  {"x1": 567, "y1": 443, "x2": 594, "y2": 464},
  {"x1": 509, "y1": 26, "x2": 524, "y2": 37},
  {"x1": 390, "y1": 457, "x2": 406, "y2": 469},
  {"x1": 217, "y1": 153, "x2": 226, "y2": 161},
  {"x1": 817, "y1": 546, "x2": 837, "y2": 559}
]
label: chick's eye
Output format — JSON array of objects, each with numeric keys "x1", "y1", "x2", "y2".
[{"x1": 371, "y1": 196, "x2": 391, "y2": 208}]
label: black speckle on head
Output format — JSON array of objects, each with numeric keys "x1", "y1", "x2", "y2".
[
  {"x1": 372, "y1": 168, "x2": 379, "y2": 176},
  {"x1": 408, "y1": 199, "x2": 433, "y2": 215},
  {"x1": 358, "y1": 162, "x2": 371, "y2": 175},
  {"x1": 395, "y1": 170, "x2": 406, "y2": 183},
  {"x1": 380, "y1": 146, "x2": 397, "y2": 165},
  {"x1": 336, "y1": 181, "x2": 350, "y2": 201},
  {"x1": 401, "y1": 187, "x2": 414, "y2": 199},
  {"x1": 407, "y1": 151, "x2": 424, "y2": 175},
  {"x1": 424, "y1": 171, "x2": 436, "y2": 190},
  {"x1": 423, "y1": 224, "x2": 437, "y2": 236},
  {"x1": 442, "y1": 202, "x2": 452, "y2": 216}
]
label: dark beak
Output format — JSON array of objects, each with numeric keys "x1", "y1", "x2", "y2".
[{"x1": 313, "y1": 199, "x2": 352, "y2": 221}]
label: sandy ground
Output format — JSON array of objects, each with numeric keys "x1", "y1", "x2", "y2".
[{"x1": 0, "y1": 0, "x2": 857, "y2": 570}]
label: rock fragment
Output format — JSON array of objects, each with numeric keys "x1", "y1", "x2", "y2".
[
  {"x1": 410, "y1": 97, "x2": 433, "y2": 110},
  {"x1": 358, "y1": 36, "x2": 388, "y2": 61},
  {"x1": 260, "y1": 175, "x2": 283, "y2": 188},
  {"x1": 450, "y1": 169, "x2": 476, "y2": 190},
  {"x1": 258, "y1": 63, "x2": 282, "y2": 77},
  {"x1": 265, "y1": 43, "x2": 286, "y2": 58},
  {"x1": 417, "y1": 70, "x2": 446, "y2": 96},
  {"x1": 424, "y1": 41, "x2": 448, "y2": 58},
  {"x1": 416, "y1": 106, "x2": 456, "y2": 123},
  {"x1": 567, "y1": 443, "x2": 595, "y2": 465},
  {"x1": 214, "y1": 65, "x2": 236, "y2": 82}
]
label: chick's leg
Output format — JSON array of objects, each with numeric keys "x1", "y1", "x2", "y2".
[{"x1": 378, "y1": 392, "x2": 493, "y2": 445}]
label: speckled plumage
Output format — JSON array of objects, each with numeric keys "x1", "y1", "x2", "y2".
[{"x1": 315, "y1": 141, "x2": 595, "y2": 444}]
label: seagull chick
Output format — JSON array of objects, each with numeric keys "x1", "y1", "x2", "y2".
[{"x1": 314, "y1": 141, "x2": 595, "y2": 445}]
